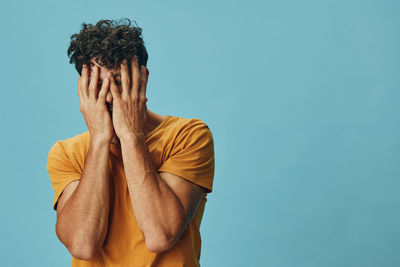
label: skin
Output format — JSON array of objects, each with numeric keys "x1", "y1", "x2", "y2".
[
  {"x1": 55, "y1": 57, "x2": 206, "y2": 260},
  {"x1": 84, "y1": 57, "x2": 163, "y2": 144}
]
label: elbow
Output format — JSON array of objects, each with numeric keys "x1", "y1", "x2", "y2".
[
  {"x1": 69, "y1": 245, "x2": 100, "y2": 261},
  {"x1": 145, "y1": 214, "x2": 187, "y2": 253},
  {"x1": 145, "y1": 236, "x2": 174, "y2": 253},
  {"x1": 56, "y1": 225, "x2": 101, "y2": 261},
  {"x1": 145, "y1": 232, "x2": 181, "y2": 253}
]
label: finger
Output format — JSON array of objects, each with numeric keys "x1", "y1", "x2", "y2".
[
  {"x1": 139, "y1": 66, "x2": 148, "y2": 99},
  {"x1": 88, "y1": 65, "x2": 99, "y2": 99},
  {"x1": 98, "y1": 76, "x2": 110, "y2": 102},
  {"x1": 130, "y1": 56, "x2": 140, "y2": 97},
  {"x1": 108, "y1": 71, "x2": 121, "y2": 100},
  {"x1": 78, "y1": 75, "x2": 83, "y2": 101},
  {"x1": 120, "y1": 59, "x2": 130, "y2": 99},
  {"x1": 81, "y1": 64, "x2": 89, "y2": 98}
]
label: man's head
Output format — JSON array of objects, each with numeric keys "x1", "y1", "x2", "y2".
[{"x1": 67, "y1": 18, "x2": 148, "y2": 112}]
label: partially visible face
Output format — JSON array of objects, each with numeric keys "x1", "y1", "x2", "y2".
[{"x1": 87, "y1": 57, "x2": 124, "y2": 114}]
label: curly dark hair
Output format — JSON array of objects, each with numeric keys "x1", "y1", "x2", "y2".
[{"x1": 67, "y1": 18, "x2": 148, "y2": 75}]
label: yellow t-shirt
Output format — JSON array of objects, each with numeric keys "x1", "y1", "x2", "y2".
[{"x1": 46, "y1": 115, "x2": 215, "y2": 267}]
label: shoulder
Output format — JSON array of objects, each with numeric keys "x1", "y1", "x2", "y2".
[
  {"x1": 168, "y1": 115, "x2": 213, "y2": 138},
  {"x1": 164, "y1": 116, "x2": 214, "y2": 153},
  {"x1": 47, "y1": 131, "x2": 90, "y2": 172},
  {"x1": 49, "y1": 131, "x2": 90, "y2": 154},
  {"x1": 157, "y1": 116, "x2": 215, "y2": 193}
]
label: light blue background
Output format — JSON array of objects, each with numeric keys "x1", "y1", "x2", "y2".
[{"x1": 1, "y1": 0, "x2": 399, "y2": 266}]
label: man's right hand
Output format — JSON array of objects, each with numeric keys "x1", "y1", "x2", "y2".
[{"x1": 78, "y1": 64, "x2": 114, "y2": 144}]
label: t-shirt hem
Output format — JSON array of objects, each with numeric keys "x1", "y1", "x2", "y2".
[{"x1": 157, "y1": 166, "x2": 212, "y2": 194}]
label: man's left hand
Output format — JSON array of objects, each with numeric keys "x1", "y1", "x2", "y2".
[{"x1": 108, "y1": 57, "x2": 149, "y2": 140}]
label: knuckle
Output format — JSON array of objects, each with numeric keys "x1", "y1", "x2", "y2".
[
  {"x1": 115, "y1": 100, "x2": 123, "y2": 108},
  {"x1": 132, "y1": 95, "x2": 140, "y2": 102},
  {"x1": 123, "y1": 77, "x2": 130, "y2": 84},
  {"x1": 133, "y1": 73, "x2": 140, "y2": 82}
]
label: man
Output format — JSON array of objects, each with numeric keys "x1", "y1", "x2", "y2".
[{"x1": 46, "y1": 18, "x2": 215, "y2": 266}]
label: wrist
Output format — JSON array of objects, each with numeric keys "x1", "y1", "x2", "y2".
[
  {"x1": 119, "y1": 133, "x2": 145, "y2": 145},
  {"x1": 90, "y1": 136, "x2": 112, "y2": 147}
]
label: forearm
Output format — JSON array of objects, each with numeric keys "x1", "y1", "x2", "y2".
[
  {"x1": 56, "y1": 139, "x2": 111, "y2": 255},
  {"x1": 120, "y1": 135, "x2": 185, "y2": 249}
]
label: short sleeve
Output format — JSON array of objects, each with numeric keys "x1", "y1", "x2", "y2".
[
  {"x1": 46, "y1": 141, "x2": 82, "y2": 211},
  {"x1": 158, "y1": 120, "x2": 215, "y2": 193}
]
